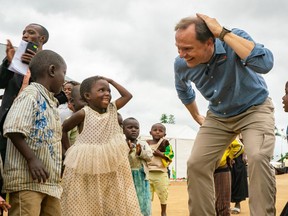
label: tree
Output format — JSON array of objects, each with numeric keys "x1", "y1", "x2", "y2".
[
  {"x1": 160, "y1": 114, "x2": 175, "y2": 124},
  {"x1": 160, "y1": 114, "x2": 168, "y2": 123},
  {"x1": 168, "y1": 114, "x2": 175, "y2": 124}
]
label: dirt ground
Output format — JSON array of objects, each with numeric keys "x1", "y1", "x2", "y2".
[{"x1": 152, "y1": 173, "x2": 288, "y2": 216}]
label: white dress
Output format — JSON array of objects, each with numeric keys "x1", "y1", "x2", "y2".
[{"x1": 61, "y1": 103, "x2": 141, "y2": 216}]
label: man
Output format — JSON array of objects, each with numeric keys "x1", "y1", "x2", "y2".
[
  {"x1": 174, "y1": 14, "x2": 275, "y2": 215},
  {"x1": 0, "y1": 24, "x2": 49, "y2": 198}
]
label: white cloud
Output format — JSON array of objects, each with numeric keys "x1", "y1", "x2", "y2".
[{"x1": 1, "y1": 0, "x2": 288, "y2": 135}]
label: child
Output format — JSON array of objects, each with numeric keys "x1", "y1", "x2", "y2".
[
  {"x1": 117, "y1": 112, "x2": 124, "y2": 128},
  {"x1": 61, "y1": 84, "x2": 86, "y2": 176},
  {"x1": 66, "y1": 84, "x2": 86, "y2": 146},
  {"x1": 146, "y1": 123, "x2": 174, "y2": 216},
  {"x1": 283, "y1": 81, "x2": 288, "y2": 112},
  {"x1": 214, "y1": 138, "x2": 244, "y2": 215},
  {"x1": 61, "y1": 76, "x2": 142, "y2": 216},
  {"x1": 2, "y1": 50, "x2": 66, "y2": 215},
  {"x1": 123, "y1": 117, "x2": 153, "y2": 216}
]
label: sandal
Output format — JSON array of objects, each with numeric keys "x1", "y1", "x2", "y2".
[{"x1": 231, "y1": 207, "x2": 240, "y2": 214}]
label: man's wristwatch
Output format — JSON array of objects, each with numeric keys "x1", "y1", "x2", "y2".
[{"x1": 219, "y1": 27, "x2": 231, "y2": 41}]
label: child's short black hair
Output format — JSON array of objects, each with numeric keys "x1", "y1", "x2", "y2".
[
  {"x1": 71, "y1": 84, "x2": 81, "y2": 99},
  {"x1": 123, "y1": 117, "x2": 138, "y2": 127},
  {"x1": 80, "y1": 76, "x2": 103, "y2": 102},
  {"x1": 151, "y1": 123, "x2": 166, "y2": 132},
  {"x1": 29, "y1": 50, "x2": 66, "y2": 81}
]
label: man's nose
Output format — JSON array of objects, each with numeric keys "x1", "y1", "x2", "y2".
[
  {"x1": 22, "y1": 32, "x2": 29, "y2": 41},
  {"x1": 178, "y1": 49, "x2": 186, "y2": 58}
]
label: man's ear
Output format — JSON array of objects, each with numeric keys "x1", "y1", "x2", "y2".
[
  {"x1": 39, "y1": 35, "x2": 46, "y2": 45},
  {"x1": 149, "y1": 131, "x2": 152, "y2": 136},
  {"x1": 48, "y1": 65, "x2": 55, "y2": 77}
]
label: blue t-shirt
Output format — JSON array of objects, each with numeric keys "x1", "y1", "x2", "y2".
[{"x1": 174, "y1": 28, "x2": 274, "y2": 117}]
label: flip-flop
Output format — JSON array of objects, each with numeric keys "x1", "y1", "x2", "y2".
[{"x1": 231, "y1": 207, "x2": 240, "y2": 214}]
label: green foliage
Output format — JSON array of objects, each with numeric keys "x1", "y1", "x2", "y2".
[{"x1": 160, "y1": 114, "x2": 175, "y2": 124}]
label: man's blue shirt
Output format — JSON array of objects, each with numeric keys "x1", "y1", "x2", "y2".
[{"x1": 174, "y1": 28, "x2": 274, "y2": 117}]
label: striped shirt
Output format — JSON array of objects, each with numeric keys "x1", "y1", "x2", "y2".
[{"x1": 2, "y1": 82, "x2": 63, "y2": 199}]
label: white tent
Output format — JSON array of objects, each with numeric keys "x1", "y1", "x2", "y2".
[{"x1": 139, "y1": 123, "x2": 198, "y2": 179}]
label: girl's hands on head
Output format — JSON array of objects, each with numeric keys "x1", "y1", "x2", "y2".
[
  {"x1": 97, "y1": 75, "x2": 132, "y2": 110},
  {"x1": 98, "y1": 76, "x2": 112, "y2": 83}
]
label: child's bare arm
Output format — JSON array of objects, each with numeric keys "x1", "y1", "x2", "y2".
[
  {"x1": 153, "y1": 149, "x2": 167, "y2": 159},
  {"x1": 6, "y1": 133, "x2": 49, "y2": 183},
  {"x1": 137, "y1": 142, "x2": 153, "y2": 162},
  {"x1": 62, "y1": 109, "x2": 85, "y2": 153},
  {"x1": 103, "y1": 77, "x2": 132, "y2": 110}
]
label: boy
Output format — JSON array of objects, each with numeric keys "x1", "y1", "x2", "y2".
[
  {"x1": 146, "y1": 123, "x2": 174, "y2": 216},
  {"x1": 66, "y1": 84, "x2": 86, "y2": 146},
  {"x1": 2, "y1": 50, "x2": 66, "y2": 215},
  {"x1": 123, "y1": 117, "x2": 153, "y2": 216}
]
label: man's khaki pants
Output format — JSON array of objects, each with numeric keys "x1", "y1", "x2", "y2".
[{"x1": 187, "y1": 98, "x2": 276, "y2": 216}]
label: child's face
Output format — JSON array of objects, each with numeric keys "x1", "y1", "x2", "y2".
[
  {"x1": 63, "y1": 83, "x2": 74, "y2": 100},
  {"x1": 52, "y1": 63, "x2": 67, "y2": 94},
  {"x1": 150, "y1": 124, "x2": 166, "y2": 140},
  {"x1": 123, "y1": 119, "x2": 140, "y2": 141},
  {"x1": 86, "y1": 79, "x2": 111, "y2": 111},
  {"x1": 71, "y1": 87, "x2": 86, "y2": 112},
  {"x1": 282, "y1": 82, "x2": 288, "y2": 112}
]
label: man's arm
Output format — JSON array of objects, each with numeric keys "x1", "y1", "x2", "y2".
[
  {"x1": 185, "y1": 100, "x2": 205, "y2": 126},
  {"x1": 197, "y1": 13, "x2": 255, "y2": 60},
  {"x1": 0, "y1": 58, "x2": 14, "y2": 89},
  {"x1": 6, "y1": 132, "x2": 49, "y2": 183},
  {"x1": 0, "y1": 40, "x2": 16, "y2": 88}
]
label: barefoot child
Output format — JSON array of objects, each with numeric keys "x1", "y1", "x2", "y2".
[
  {"x1": 123, "y1": 117, "x2": 153, "y2": 216},
  {"x1": 2, "y1": 50, "x2": 66, "y2": 215},
  {"x1": 61, "y1": 76, "x2": 142, "y2": 215},
  {"x1": 147, "y1": 123, "x2": 174, "y2": 216}
]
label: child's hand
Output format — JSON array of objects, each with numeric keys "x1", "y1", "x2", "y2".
[
  {"x1": 136, "y1": 143, "x2": 141, "y2": 156},
  {"x1": 0, "y1": 196, "x2": 11, "y2": 212},
  {"x1": 153, "y1": 149, "x2": 163, "y2": 157},
  {"x1": 99, "y1": 76, "x2": 112, "y2": 83},
  {"x1": 27, "y1": 157, "x2": 50, "y2": 183},
  {"x1": 127, "y1": 140, "x2": 133, "y2": 150}
]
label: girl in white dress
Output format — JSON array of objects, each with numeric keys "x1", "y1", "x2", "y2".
[{"x1": 61, "y1": 76, "x2": 141, "y2": 216}]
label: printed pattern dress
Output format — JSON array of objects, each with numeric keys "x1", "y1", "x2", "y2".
[
  {"x1": 61, "y1": 103, "x2": 141, "y2": 216},
  {"x1": 128, "y1": 140, "x2": 153, "y2": 216}
]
